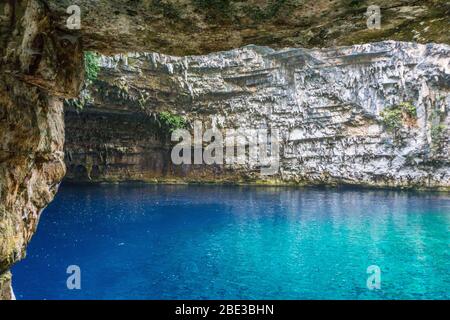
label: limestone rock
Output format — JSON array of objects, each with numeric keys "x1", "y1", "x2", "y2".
[
  {"x1": 43, "y1": 0, "x2": 450, "y2": 55},
  {"x1": 66, "y1": 41, "x2": 450, "y2": 189}
]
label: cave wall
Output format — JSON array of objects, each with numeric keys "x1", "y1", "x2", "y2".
[
  {"x1": 64, "y1": 106, "x2": 236, "y2": 182},
  {"x1": 65, "y1": 41, "x2": 450, "y2": 189},
  {"x1": 0, "y1": 0, "x2": 83, "y2": 300}
]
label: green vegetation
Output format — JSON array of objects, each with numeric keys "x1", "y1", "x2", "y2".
[
  {"x1": 431, "y1": 123, "x2": 447, "y2": 151},
  {"x1": 381, "y1": 107, "x2": 403, "y2": 132},
  {"x1": 429, "y1": 107, "x2": 447, "y2": 152},
  {"x1": 399, "y1": 102, "x2": 417, "y2": 118},
  {"x1": 158, "y1": 111, "x2": 186, "y2": 134},
  {"x1": 380, "y1": 102, "x2": 417, "y2": 134},
  {"x1": 84, "y1": 51, "x2": 100, "y2": 82},
  {"x1": 64, "y1": 90, "x2": 92, "y2": 111},
  {"x1": 64, "y1": 52, "x2": 99, "y2": 110},
  {"x1": 431, "y1": 123, "x2": 446, "y2": 140}
]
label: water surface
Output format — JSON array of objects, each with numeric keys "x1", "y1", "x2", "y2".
[{"x1": 12, "y1": 184, "x2": 450, "y2": 299}]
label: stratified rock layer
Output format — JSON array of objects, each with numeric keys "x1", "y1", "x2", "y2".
[{"x1": 66, "y1": 41, "x2": 449, "y2": 189}]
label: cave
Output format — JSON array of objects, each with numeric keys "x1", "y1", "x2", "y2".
[{"x1": 0, "y1": 0, "x2": 449, "y2": 301}]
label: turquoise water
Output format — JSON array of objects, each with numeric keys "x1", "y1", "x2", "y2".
[{"x1": 12, "y1": 184, "x2": 450, "y2": 299}]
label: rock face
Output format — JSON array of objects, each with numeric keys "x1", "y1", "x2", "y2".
[
  {"x1": 0, "y1": 0, "x2": 82, "y2": 300},
  {"x1": 45, "y1": 0, "x2": 450, "y2": 55},
  {"x1": 66, "y1": 41, "x2": 450, "y2": 189},
  {"x1": 0, "y1": 81, "x2": 66, "y2": 276}
]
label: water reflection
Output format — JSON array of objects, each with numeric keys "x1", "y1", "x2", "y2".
[{"x1": 12, "y1": 184, "x2": 450, "y2": 299}]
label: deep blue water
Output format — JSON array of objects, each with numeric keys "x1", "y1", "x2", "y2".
[{"x1": 12, "y1": 184, "x2": 450, "y2": 300}]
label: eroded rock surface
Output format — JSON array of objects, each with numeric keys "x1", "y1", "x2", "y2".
[
  {"x1": 45, "y1": 0, "x2": 450, "y2": 55},
  {"x1": 66, "y1": 41, "x2": 449, "y2": 189},
  {"x1": 0, "y1": 0, "x2": 81, "y2": 299}
]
